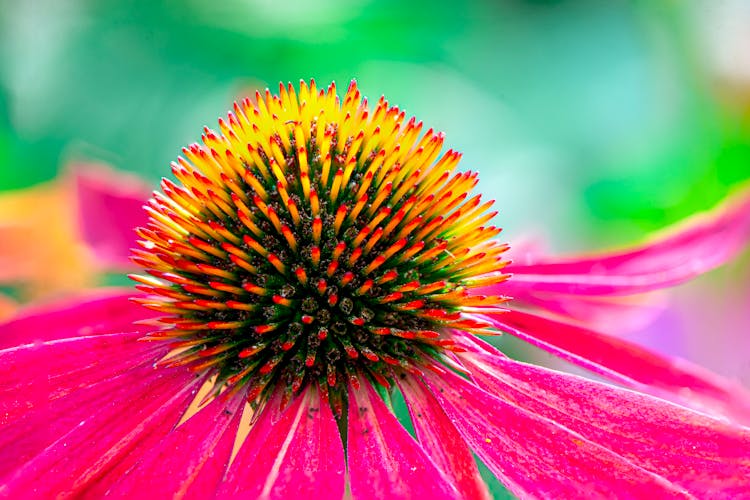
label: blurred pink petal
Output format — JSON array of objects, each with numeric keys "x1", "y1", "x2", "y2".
[
  {"x1": 457, "y1": 337, "x2": 750, "y2": 494},
  {"x1": 0, "y1": 164, "x2": 147, "y2": 302},
  {"x1": 504, "y1": 286, "x2": 669, "y2": 334},
  {"x1": 0, "y1": 182, "x2": 98, "y2": 297},
  {"x1": 485, "y1": 309, "x2": 750, "y2": 423},
  {"x1": 72, "y1": 163, "x2": 150, "y2": 270},
  {"x1": 499, "y1": 183, "x2": 750, "y2": 296}
]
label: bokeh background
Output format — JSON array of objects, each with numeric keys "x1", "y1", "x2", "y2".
[{"x1": 1, "y1": 1, "x2": 750, "y2": 493}]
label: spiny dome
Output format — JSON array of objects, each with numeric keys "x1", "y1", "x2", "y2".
[{"x1": 131, "y1": 80, "x2": 509, "y2": 403}]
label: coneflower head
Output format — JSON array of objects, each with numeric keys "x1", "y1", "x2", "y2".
[{"x1": 131, "y1": 80, "x2": 509, "y2": 405}]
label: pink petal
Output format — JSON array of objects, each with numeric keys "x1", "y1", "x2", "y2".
[
  {"x1": 72, "y1": 163, "x2": 150, "y2": 270},
  {"x1": 500, "y1": 285, "x2": 669, "y2": 333},
  {"x1": 0, "y1": 303, "x2": 173, "y2": 486},
  {"x1": 217, "y1": 390, "x2": 285, "y2": 495},
  {"x1": 397, "y1": 377, "x2": 490, "y2": 499},
  {"x1": 0, "y1": 289, "x2": 152, "y2": 350},
  {"x1": 0, "y1": 358, "x2": 200, "y2": 497},
  {"x1": 495, "y1": 184, "x2": 750, "y2": 296},
  {"x1": 457, "y1": 338, "x2": 750, "y2": 495},
  {"x1": 486, "y1": 309, "x2": 750, "y2": 423},
  {"x1": 219, "y1": 385, "x2": 345, "y2": 499},
  {"x1": 421, "y1": 366, "x2": 689, "y2": 497},
  {"x1": 102, "y1": 390, "x2": 246, "y2": 498},
  {"x1": 0, "y1": 342, "x2": 165, "y2": 479},
  {"x1": 61, "y1": 371, "x2": 207, "y2": 496},
  {"x1": 347, "y1": 380, "x2": 460, "y2": 499},
  {"x1": 0, "y1": 332, "x2": 164, "y2": 425}
]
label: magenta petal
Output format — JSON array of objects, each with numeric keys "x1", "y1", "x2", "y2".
[
  {"x1": 500, "y1": 284, "x2": 669, "y2": 333},
  {"x1": 397, "y1": 377, "x2": 490, "y2": 499},
  {"x1": 102, "y1": 391, "x2": 245, "y2": 498},
  {"x1": 0, "y1": 331, "x2": 165, "y2": 425},
  {"x1": 421, "y1": 366, "x2": 688, "y2": 497},
  {"x1": 218, "y1": 391, "x2": 285, "y2": 495},
  {"x1": 487, "y1": 309, "x2": 750, "y2": 423},
  {"x1": 219, "y1": 385, "x2": 345, "y2": 498},
  {"x1": 457, "y1": 339, "x2": 750, "y2": 495},
  {"x1": 497, "y1": 185, "x2": 750, "y2": 296},
  {"x1": 347, "y1": 381, "x2": 460, "y2": 499},
  {"x1": 0, "y1": 342, "x2": 165, "y2": 480},
  {"x1": 72, "y1": 163, "x2": 150, "y2": 269},
  {"x1": 65, "y1": 371, "x2": 208, "y2": 497},
  {"x1": 0, "y1": 361, "x2": 200, "y2": 497},
  {"x1": 0, "y1": 290, "x2": 152, "y2": 350}
]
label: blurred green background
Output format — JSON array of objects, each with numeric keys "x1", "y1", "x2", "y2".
[
  {"x1": 2, "y1": 1, "x2": 750, "y2": 496},
  {"x1": 2, "y1": 0, "x2": 749, "y2": 248}
]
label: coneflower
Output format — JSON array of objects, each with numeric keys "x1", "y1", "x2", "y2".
[
  {"x1": 131, "y1": 79, "x2": 507, "y2": 412},
  {"x1": 2, "y1": 80, "x2": 750, "y2": 498}
]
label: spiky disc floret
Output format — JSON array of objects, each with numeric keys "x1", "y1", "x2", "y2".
[{"x1": 131, "y1": 80, "x2": 509, "y2": 402}]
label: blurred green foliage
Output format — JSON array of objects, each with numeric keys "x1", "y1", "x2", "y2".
[{"x1": 2, "y1": 0, "x2": 748, "y2": 252}]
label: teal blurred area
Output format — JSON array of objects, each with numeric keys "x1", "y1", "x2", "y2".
[{"x1": 2, "y1": 0, "x2": 749, "y2": 250}]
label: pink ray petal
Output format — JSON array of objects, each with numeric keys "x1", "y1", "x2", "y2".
[
  {"x1": 485, "y1": 309, "x2": 750, "y2": 423},
  {"x1": 0, "y1": 362, "x2": 201, "y2": 497},
  {"x1": 457, "y1": 337, "x2": 750, "y2": 495},
  {"x1": 501, "y1": 285, "x2": 669, "y2": 333},
  {"x1": 217, "y1": 390, "x2": 286, "y2": 495},
  {"x1": 490, "y1": 184, "x2": 750, "y2": 296},
  {"x1": 421, "y1": 366, "x2": 689, "y2": 497},
  {"x1": 0, "y1": 289, "x2": 152, "y2": 350},
  {"x1": 347, "y1": 380, "x2": 460, "y2": 499},
  {"x1": 0, "y1": 331, "x2": 165, "y2": 425},
  {"x1": 0, "y1": 349, "x2": 165, "y2": 479},
  {"x1": 397, "y1": 377, "x2": 491, "y2": 499},
  {"x1": 101, "y1": 390, "x2": 246, "y2": 498},
  {"x1": 72, "y1": 163, "x2": 150, "y2": 270},
  {"x1": 219, "y1": 385, "x2": 345, "y2": 499},
  {"x1": 55, "y1": 371, "x2": 207, "y2": 497}
]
